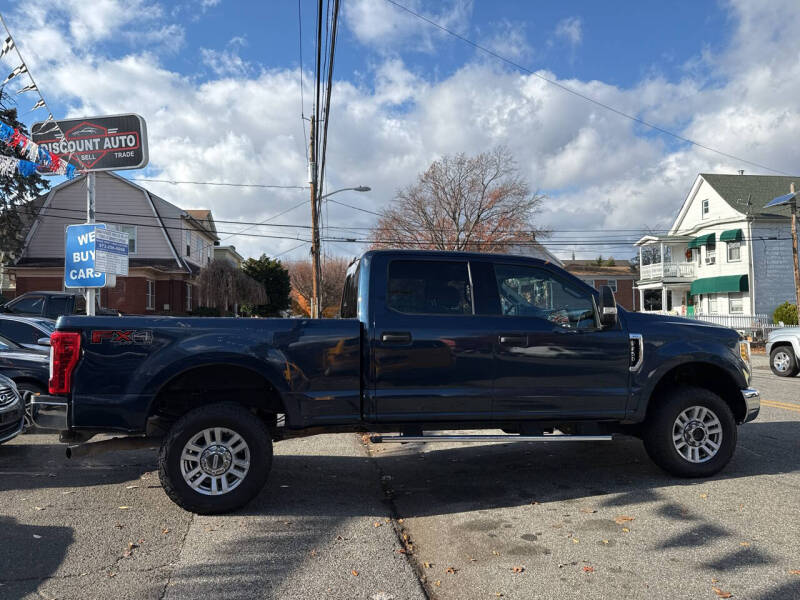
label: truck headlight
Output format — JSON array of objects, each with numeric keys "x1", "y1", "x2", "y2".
[{"x1": 738, "y1": 340, "x2": 751, "y2": 366}]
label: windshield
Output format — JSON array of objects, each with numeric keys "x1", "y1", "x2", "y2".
[
  {"x1": 34, "y1": 320, "x2": 56, "y2": 333},
  {"x1": 0, "y1": 334, "x2": 22, "y2": 350}
]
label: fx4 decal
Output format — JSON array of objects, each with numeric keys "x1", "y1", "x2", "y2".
[{"x1": 91, "y1": 330, "x2": 153, "y2": 344}]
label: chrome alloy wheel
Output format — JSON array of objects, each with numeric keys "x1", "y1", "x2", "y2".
[
  {"x1": 672, "y1": 406, "x2": 723, "y2": 463},
  {"x1": 180, "y1": 427, "x2": 250, "y2": 495},
  {"x1": 773, "y1": 351, "x2": 791, "y2": 373}
]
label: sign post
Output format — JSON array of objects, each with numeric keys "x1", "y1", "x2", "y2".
[{"x1": 34, "y1": 114, "x2": 148, "y2": 315}]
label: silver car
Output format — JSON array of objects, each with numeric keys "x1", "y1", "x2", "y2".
[{"x1": 0, "y1": 374, "x2": 24, "y2": 443}]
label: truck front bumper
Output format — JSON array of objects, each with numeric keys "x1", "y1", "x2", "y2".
[
  {"x1": 30, "y1": 395, "x2": 69, "y2": 431},
  {"x1": 742, "y1": 388, "x2": 760, "y2": 423}
]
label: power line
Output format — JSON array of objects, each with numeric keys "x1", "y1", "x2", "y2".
[
  {"x1": 383, "y1": 0, "x2": 793, "y2": 177},
  {"x1": 128, "y1": 177, "x2": 308, "y2": 189},
  {"x1": 218, "y1": 199, "x2": 309, "y2": 243}
]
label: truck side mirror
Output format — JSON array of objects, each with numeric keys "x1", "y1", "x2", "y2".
[
  {"x1": 37, "y1": 337, "x2": 52, "y2": 347},
  {"x1": 598, "y1": 285, "x2": 618, "y2": 328}
]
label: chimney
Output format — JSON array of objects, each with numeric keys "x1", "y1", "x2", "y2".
[{"x1": 738, "y1": 169, "x2": 745, "y2": 175}]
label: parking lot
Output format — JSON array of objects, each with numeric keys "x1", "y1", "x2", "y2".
[{"x1": 1, "y1": 368, "x2": 798, "y2": 600}]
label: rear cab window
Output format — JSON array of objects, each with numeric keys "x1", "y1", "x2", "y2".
[
  {"x1": 6, "y1": 295, "x2": 45, "y2": 315},
  {"x1": 387, "y1": 260, "x2": 473, "y2": 315}
]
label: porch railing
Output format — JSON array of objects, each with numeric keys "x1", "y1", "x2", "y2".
[{"x1": 639, "y1": 262, "x2": 695, "y2": 280}]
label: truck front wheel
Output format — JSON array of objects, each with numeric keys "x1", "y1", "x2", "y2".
[
  {"x1": 158, "y1": 402, "x2": 273, "y2": 514},
  {"x1": 642, "y1": 386, "x2": 736, "y2": 478}
]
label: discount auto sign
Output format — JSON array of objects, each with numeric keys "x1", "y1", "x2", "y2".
[{"x1": 32, "y1": 113, "x2": 149, "y2": 172}]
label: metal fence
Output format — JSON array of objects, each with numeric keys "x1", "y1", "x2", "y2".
[{"x1": 641, "y1": 311, "x2": 781, "y2": 339}]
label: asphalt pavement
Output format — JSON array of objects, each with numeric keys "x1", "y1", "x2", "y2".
[{"x1": 0, "y1": 368, "x2": 798, "y2": 600}]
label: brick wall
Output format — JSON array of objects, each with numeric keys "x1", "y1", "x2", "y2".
[{"x1": 591, "y1": 278, "x2": 636, "y2": 311}]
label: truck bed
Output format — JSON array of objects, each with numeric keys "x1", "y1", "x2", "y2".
[{"x1": 57, "y1": 315, "x2": 363, "y2": 433}]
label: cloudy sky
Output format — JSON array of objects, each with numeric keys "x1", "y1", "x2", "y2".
[{"x1": 0, "y1": 0, "x2": 798, "y2": 262}]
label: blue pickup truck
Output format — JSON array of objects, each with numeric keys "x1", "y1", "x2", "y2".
[{"x1": 32, "y1": 250, "x2": 759, "y2": 513}]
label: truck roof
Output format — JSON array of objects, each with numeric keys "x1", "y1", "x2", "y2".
[{"x1": 360, "y1": 248, "x2": 555, "y2": 265}]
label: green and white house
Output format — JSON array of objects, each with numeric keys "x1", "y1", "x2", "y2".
[{"x1": 635, "y1": 173, "x2": 798, "y2": 320}]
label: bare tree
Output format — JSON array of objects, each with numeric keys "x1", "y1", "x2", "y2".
[
  {"x1": 197, "y1": 260, "x2": 266, "y2": 315},
  {"x1": 287, "y1": 256, "x2": 350, "y2": 317},
  {"x1": 370, "y1": 147, "x2": 546, "y2": 253}
]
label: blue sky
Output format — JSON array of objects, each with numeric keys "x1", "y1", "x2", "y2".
[{"x1": 0, "y1": 0, "x2": 797, "y2": 261}]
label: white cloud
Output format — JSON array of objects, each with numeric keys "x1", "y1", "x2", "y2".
[
  {"x1": 480, "y1": 20, "x2": 532, "y2": 62},
  {"x1": 554, "y1": 16, "x2": 582, "y2": 47},
  {"x1": 344, "y1": 0, "x2": 473, "y2": 53}
]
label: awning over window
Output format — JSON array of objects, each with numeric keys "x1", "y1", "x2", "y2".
[
  {"x1": 690, "y1": 274, "x2": 749, "y2": 296},
  {"x1": 719, "y1": 228, "x2": 743, "y2": 242},
  {"x1": 687, "y1": 233, "x2": 716, "y2": 249}
]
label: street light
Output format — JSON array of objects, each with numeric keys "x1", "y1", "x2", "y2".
[
  {"x1": 310, "y1": 185, "x2": 371, "y2": 318},
  {"x1": 320, "y1": 186, "x2": 371, "y2": 199}
]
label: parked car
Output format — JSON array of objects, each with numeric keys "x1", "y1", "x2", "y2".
[
  {"x1": 0, "y1": 315, "x2": 54, "y2": 352},
  {"x1": 0, "y1": 334, "x2": 50, "y2": 430},
  {"x1": 1, "y1": 291, "x2": 120, "y2": 319},
  {"x1": 766, "y1": 327, "x2": 800, "y2": 377},
  {"x1": 0, "y1": 373, "x2": 24, "y2": 444},
  {"x1": 33, "y1": 249, "x2": 759, "y2": 514}
]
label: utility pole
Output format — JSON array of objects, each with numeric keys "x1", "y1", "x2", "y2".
[
  {"x1": 791, "y1": 182, "x2": 800, "y2": 310},
  {"x1": 309, "y1": 115, "x2": 321, "y2": 319},
  {"x1": 86, "y1": 172, "x2": 96, "y2": 316}
]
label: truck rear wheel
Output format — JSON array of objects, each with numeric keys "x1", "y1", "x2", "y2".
[
  {"x1": 642, "y1": 386, "x2": 736, "y2": 478},
  {"x1": 158, "y1": 402, "x2": 272, "y2": 514}
]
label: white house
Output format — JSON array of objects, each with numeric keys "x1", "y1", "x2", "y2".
[{"x1": 635, "y1": 173, "x2": 798, "y2": 318}]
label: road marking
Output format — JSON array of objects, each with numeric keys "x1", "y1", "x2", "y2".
[{"x1": 761, "y1": 400, "x2": 800, "y2": 413}]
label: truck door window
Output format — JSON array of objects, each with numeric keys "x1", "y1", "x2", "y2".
[
  {"x1": 493, "y1": 264, "x2": 597, "y2": 329},
  {"x1": 387, "y1": 260, "x2": 473, "y2": 315}
]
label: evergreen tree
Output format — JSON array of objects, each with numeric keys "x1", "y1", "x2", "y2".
[{"x1": 241, "y1": 254, "x2": 291, "y2": 316}]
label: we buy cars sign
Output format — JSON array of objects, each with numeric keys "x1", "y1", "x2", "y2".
[{"x1": 31, "y1": 113, "x2": 148, "y2": 172}]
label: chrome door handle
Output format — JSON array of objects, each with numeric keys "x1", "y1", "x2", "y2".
[{"x1": 381, "y1": 332, "x2": 412, "y2": 344}]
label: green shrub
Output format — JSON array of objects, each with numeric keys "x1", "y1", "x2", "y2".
[{"x1": 773, "y1": 301, "x2": 798, "y2": 325}]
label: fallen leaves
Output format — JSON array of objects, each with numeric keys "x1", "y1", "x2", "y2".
[
  {"x1": 445, "y1": 567, "x2": 458, "y2": 575},
  {"x1": 161, "y1": 528, "x2": 170, "y2": 535},
  {"x1": 789, "y1": 569, "x2": 800, "y2": 575},
  {"x1": 712, "y1": 587, "x2": 733, "y2": 598},
  {"x1": 572, "y1": 538, "x2": 580, "y2": 544},
  {"x1": 433, "y1": 580, "x2": 441, "y2": 587},
  {"x1": 423, "y1": 562, "x2": 432, "y2": 569},
  {"x1": 614, "y1": 515, "x2": 635, "y2": 524},
  {"x1": 580, "y1": 508, "x2": 597, "y2": 514},
  {"x1": 582, "y1": 566, "x2": 595, "y2": 573},
  {"x1": 700, "y1": 493, "x2": 709, "y2": 499},
  {"x1": 118, "y1": 506, "x2": 130, "y2": 510},
  {"x1": 739, "y1": 542, "x2": 750, "y2": 547},
  {"x1": 511, "y1": 566, "x2": 525, "y2": 574},
  {"x1": 373, "y1": 522, "x2": 382, "y2": 528},
  {"x1": 622, "y1": 528, "x2": 631, "y2": 533},
  {"x1": 351, "y1": 569, "x2": 359, "y2": 577}
]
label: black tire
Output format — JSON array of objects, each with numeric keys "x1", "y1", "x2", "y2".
[
  {"x1": 158, "y1": 402, "x2": 272, "y2": 514},
  {"x1": 15, "y1": 382, "x2": 45, "y2": 433},
  {"x1": 643, "y1": 386, "x2": 737, "y2": 478},
  {"x1": 770, "y1": 345, "x2": 799, "y2": 377}
]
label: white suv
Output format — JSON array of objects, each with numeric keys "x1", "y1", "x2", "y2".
[{"x1": 766, "y1": 327, "x2": 800, "y2": 377}]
